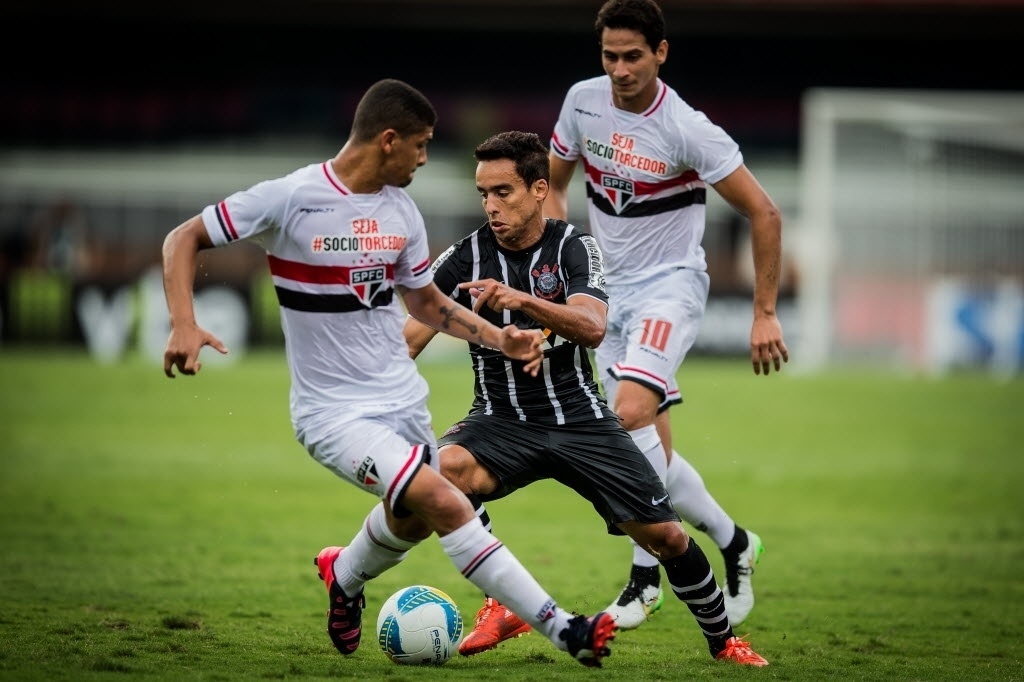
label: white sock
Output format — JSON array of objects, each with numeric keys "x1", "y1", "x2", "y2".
[
  {"x1": 665, "y1": 450, "x2": 735, "y2": 549},
  {"x1": 333, "y1": 503, "x2": 418, "y2": 595},
  {"x1": 439, "y1": 519, "x2": 574, "y2": 649},
  {"x1": 627, "y1": 424, "x2": 669, "y2": 568},
  {"x1": 630, "y1": 543, "x2": 662, "y2": 569}
]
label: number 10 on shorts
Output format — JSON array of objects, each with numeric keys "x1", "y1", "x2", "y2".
[{"x1": 641, "y1": 319, "x2": 672, "y2": 352}]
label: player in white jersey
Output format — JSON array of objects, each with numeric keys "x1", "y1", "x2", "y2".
[
  {"x1": 545, "y1": 0, "x2": 789, "y2": 636},
  {"x1": 161, "y1": 78, "x2": 617, "y2": 668}
]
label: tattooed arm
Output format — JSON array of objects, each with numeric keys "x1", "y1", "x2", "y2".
[{"x1": 401, "y1": 282, "x2": 544, "y2": 375}]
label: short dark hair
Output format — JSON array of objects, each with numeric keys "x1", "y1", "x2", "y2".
[
  {"x1": 350, "y1": 79, "x2": 437, "y2": 142},
  {"x1": 474, "y1": 131, "x2": 550, "y2": 188},
  {"x1": 595, "y1": 0, "x2": 666, "y2": 52}
]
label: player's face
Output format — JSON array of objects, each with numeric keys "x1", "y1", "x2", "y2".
[
  {"x1": 476, "y1": 159, "x2": 546, "y2": 251},
  {"x1": 600, "y1": 28, "x2": 667, "y2": 114},
  {"x1": 384, "y1": 127, "x2": 433, "y2": 188}
]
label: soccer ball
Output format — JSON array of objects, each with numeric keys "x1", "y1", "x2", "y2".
[{"x1": 376, "y1": 585, "x2": 463, "y2": 665}]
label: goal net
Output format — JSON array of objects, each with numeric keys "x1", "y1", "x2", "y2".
[{"x1": 796, "y1": 88, "x2": 1024, "y2": 376}]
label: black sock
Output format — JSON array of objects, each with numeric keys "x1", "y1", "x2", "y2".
[
  {"x1": 629, "y1": 563, "x2": 660, "y2": 586},
  {"x1": 468, "y1": 494, "x2": 492, "y2": 532},
  {"x1": 661, "y1": 539, "x2": 734, "y2": 657},
  {"x1": 721, "y1": 524, "x2": 749, "y2": 558}
]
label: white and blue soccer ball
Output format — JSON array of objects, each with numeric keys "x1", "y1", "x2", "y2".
[{"x1": 376, "y1": 585, "x2": 463, "y2": 665}]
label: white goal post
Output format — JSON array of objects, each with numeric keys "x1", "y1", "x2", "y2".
[{"x1": 797, "y1": 88, "x2": 1024, "y2": 376}]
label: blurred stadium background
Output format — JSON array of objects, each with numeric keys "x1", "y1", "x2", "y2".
[{"x1": 2, "y1": 0, "x2": 1022, "y2": 374}]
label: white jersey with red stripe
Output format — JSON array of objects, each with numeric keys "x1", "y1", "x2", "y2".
[
  {"x1": 550, "y1": 76, "x2": 743, "y2": 287},
  {"x1": 200, "y1": 160, "x2": 434, "y2": 445}
]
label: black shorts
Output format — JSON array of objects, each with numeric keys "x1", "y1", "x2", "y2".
[{"x1": 438, "y1": 414, "x2": 679, "y2": 535}]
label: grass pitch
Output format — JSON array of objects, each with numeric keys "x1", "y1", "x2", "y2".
[{"x1": 0, "y1": 348, "x2": 1021, "y2": 681}]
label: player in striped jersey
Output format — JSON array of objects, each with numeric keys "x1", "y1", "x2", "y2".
[
  {"x1": 405, "y1": 130, "x2": 767, "y2": 666},
  {"x1": 545, "y1": 0, "x2": 790, "y2": 638},
  {"x1": 160, "y1": 79, "x2": 618, "y2": 668}
]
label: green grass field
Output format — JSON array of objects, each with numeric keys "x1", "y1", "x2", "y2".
[{"x1": 1, "y1": 348, "x2": 1022, "y2": 681}]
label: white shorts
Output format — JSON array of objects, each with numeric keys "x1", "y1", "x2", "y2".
[
  {"x1": 596, "y1": 268, "x2": 709, "y2": 411},
  {"x1": 303, "y1": 402, "x2": 439, "y2": 513}
]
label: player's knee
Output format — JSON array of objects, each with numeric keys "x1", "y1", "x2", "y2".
[
  {"x1": 439, "y1": 445, "x2": 495, "y2": 496},
  {"x1": 641, "y1": 522, "x2": 689, "y2": 559},
  {"x1": 615, "y1": 403, "x2": 655, "y2": 431},
  {"x1": 439, "y1": 445, "x2": 474, "y2": 492},
  {"x1": 613, "y1": 389, "x2": 659, "y2": 431},
  {"x1": 403, "y1": 468, "x2": 477, "y2": 535}
]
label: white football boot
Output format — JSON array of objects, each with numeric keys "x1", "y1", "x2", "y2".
[
  {"x1": 723, "y1": 530, "x2": 764, "y2": 625},
  {"x1": 605, "y1": 578, "x2": 664, "y2": 630}
]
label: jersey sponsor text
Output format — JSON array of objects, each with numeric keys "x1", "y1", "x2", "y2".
[
  {"x1": 311, "y1": 234, "x2": 408, "y2": 253},
  {"x1": 586, "y1": 136, "x2": 667, "y2": 174}
]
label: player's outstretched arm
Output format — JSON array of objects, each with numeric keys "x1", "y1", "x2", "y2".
[
  {"x1": 162, "y1": 215, "x2": 228, "y2": 378},
  {"x1": 402, "y1": 283, "x2": 543, "y2": 375},
  {"x1": 460, "y1": 279, "x2": 607, "y2": 349}
]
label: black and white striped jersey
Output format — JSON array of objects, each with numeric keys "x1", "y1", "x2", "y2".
[{"x1": 430, "y1": 219, "x2": 615, "y2": 426}]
